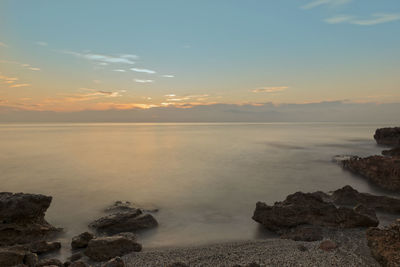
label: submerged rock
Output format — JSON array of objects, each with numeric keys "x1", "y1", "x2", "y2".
[
  {"x1": 366, "y1": 220, "x2": 400, "y2": 267},
  {"x1": 71, "y1": 232, "x2": 95, "y2": 249},
  {"x1": 84, "y1": 234, "x2": 142, "y2": 262},
  {"x1": 330, "y1": 185, "x2": 400, "y2": 213},
  {"x1": 342, "y1": 155, "x2": 400, "y2": 192},
  {"x1": 106, "y1": 201, "x2": 159, "y2": 213},
  {"x1": 374, "y1": 127, "x2": 400, "y2": 146},
  {"x1": 69, "y1": 261, "x2": 89, "y2": 267},
  {"x1": 252, "y1": 191, "x2": 378, "y2": 235},
  {"x1": 0, "y1": 192, "x2": 61, "y2": 246},
  {"x1": 382, "y1": 147, "x2": 400, "y2": 157},
  {"x1": 89, "y1": 209, "x2": 158, "y2": 235}
]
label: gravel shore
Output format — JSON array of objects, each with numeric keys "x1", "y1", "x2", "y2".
[{"x1": 117, "y1": 228, "x2": 379, "y2": 267}]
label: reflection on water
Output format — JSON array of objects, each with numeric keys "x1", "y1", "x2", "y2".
[{"x1": 0, "y1": 123, "x2": 396, "y2": 258}]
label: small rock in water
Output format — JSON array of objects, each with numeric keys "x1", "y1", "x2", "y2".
[
  {"x1": 102, "y1": 257, "x2": 126, "y2": 267},
  {"x1": 106, "y1": 201, "x2": 159, "y2": 213},
  {"x1": 89, "y1": 210, "x2": 158, "y2": 235},
  {"x1": 69, "y1": 252, "x2": 83, "y2": 262},
  {"x1": 71, "y1": 232, "x2": 95, "y2": 249},
  {"x1": 30, "y1": 240, "x2": 61, "y2": 254},
  {"x1": 84, "y1": 234, "x2": 142, "y2": 261},
  {"x1": 318, "y1": 240, "x2": 338, "y2": 251}
]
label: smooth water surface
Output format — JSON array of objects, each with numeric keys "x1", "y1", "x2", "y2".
[{"x1": 0, "y1": 123, "x2": 396, "y2": 258}]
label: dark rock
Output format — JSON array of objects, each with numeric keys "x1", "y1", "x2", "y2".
[
  {"x1": 84, "y1": 234, "x2": 142, "y2": 261},
  {"x1": 0, "y1": 248, "x2": 26, "y2": 267},
  {"x1": 0, "y1": 192, "x2": 60, "y2": 246},
  {"x1": 102, "y1": 257, "x2": 125, "y2": 267},
  {"x1": 29, "y1": 240, "x2": 61, "y2": 254},
  {"x1": 374, "y1": 127, "x2": 400, "y2": 146},
  {"x1": 71, "y1": 232, "x2": 94, "y2": 249},
  {"x1": 64, "y1": 261, "x2": 71, "y2": 267},
  {"x1": 366, "y1": 220, "x2": 400, "y2": 267},
  {"x1": 0, "y1": 192, "x2": 52, "y2": 223},
  {"x1": 330, "y1": 185, "x2": 400, "y2": 213},
  {"x1": 252, "y1": 192, "x2": 378, "y2": 233},
  {"x1": 89, "y1": 210, "x2": 158, "y2": 235},
  {"x1": 36, "y1": 258, "x2": 63, "y2": 267},
  {"x1": 69, "y1": 261, "x2": 89, "y2": 267},
  {"x1": 342, "y1": 155, "x2": 400, "y2": 192},
  {"x1": 24, "y1": 252, "x2": 38, "y2": 267},
  {"x1": 280, "y1": 225, "x2": 323, "y2": 241},
  {"x1": 106, "y1": 201, "x2": 158, "y2": 213},
  {"x1": 382, "y1": 147, "x2": 400, "y2": 157},
  {"x1": 0, "y1": 247, "x2": 38, "y2": 267},
  {"x1": 318, "y1": 240, "x2": 337, "y2": 251},
  {"x1": 69, "y1": 252, "x2": 82, "y2": 262}
]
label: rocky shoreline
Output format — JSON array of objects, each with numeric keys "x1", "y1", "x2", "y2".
[{"x1": 1, "y1": 127, "x2": 400, "y2": 266}]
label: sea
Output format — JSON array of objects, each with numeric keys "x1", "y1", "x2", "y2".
[{"x1": 0, "y1": 122, "x2": 398, "y2": 259}]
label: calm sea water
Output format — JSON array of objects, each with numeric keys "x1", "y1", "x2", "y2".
[{"x1": 0, "y1": 123, "x2": 397, "y2": 258}]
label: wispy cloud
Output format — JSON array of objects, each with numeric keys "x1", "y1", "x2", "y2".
[
  {"x1": 62, "y1": 51, "x2": 137, "y2": 65},
  {"x1": 59, "y1": 88, "x2": 123, "y2": 102},
  {"x1": 325, "y1": 13, "x2": 400, "y2": 25},
  {"x1": 1, "y1": 60, "x2": 41, "y2": 71},
  {"x1": 35, "y1": 41, "x2": 48, "y2": 46},
  {"x1": 252, "y1": 86, "x2": 289, "y2": 93},
  {"x1": 0, "y1": 74, "x2": 31, "y2": 88},
  {"x1": 301, "y1": 0, "x2": 352, "y2": 10},
  {"x1": 10, "y1": 83, "x2": 31, "y2": 88},
  {"x1": 162, "y1": 74, "x2": 175, "y2": 78},
  {"x1": 113, "y1": 69, "x2": 126, "y2": 72},
  {"x1": 130, "y1": 68, "x2": 156, "y2": 74},
  {"x1": 134, "y1": 79, "x2": 154, "y2": 83},
  {"x1": 0, "y1": 42, "x2": 8, "y2": 48}
]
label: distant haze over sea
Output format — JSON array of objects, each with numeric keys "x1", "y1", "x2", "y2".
[{"x1": 1, "y1": 101, "x2": 400, "y2": 123}]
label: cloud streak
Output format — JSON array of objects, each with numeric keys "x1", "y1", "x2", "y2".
[
  {"x1": 252, "y1": 86, "x2": 289, "y2": 93},
  {"x1": 0, "y1": 42, "x2": 8, "y2": 48},
  {"x1": 325, "y1": 13, "x2": 400, "y2": 25},
  {"x1": 134, "y1": 79, "x2": 154, "y2": 83},
  {"x1": 63, "y1": 51, "x2": 137, "y2": 65},
  {"x1": 130, "y1": 68, "x2": 156, "y2": 74},
  {"x1": 301, "y1": 0, "x2": 352, "y2": 10}
]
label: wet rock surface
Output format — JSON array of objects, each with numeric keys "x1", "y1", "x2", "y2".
[
  {"x1": 374, "y1": 127, "x2": 400, "y2": 146},
  {"x1": 106, "y1": 201, "x2": 158, "y2": 213},
  {"x1": 0, "y1": 192, "x2": 61, "y2": 246},
  {"x1": 71, "y1": 232, "x2": 95, "y2": 250},
  {"x1": 0, "y1": 247, "x2": 37, "y2": 267},
  {"x1": 330, "y1": 185, "x2": 400, "y2": 213},
  {"x1": 29, "y1": 240, "x2": 61, "y2": 255},
  {"x1": 367, "y1": 220, "x2": 400, "y2": 267},
  {"x1": 84, "y1": 233, "x2": 142, "y2": 262},
  {"x1": 252, "y1": 191, "x2": 379, "y2": 234},
  {"x1": 342, "y1": 155, "x2": 400, "y2": 192},
  {"x1": 89, "y1": 209, "x2": 158, "y2": 235},
  {"x1": 382, "y1": 147, "x2": 400, "y2": 157}
]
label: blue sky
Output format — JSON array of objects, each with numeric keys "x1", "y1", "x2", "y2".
[{"x1": 0, "y1": 0, "x2": 399, "y2": 112}]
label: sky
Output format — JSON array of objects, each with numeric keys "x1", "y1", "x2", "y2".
[{"x1": 0, "y1": 0, "x2": 400, "y2": 120}]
